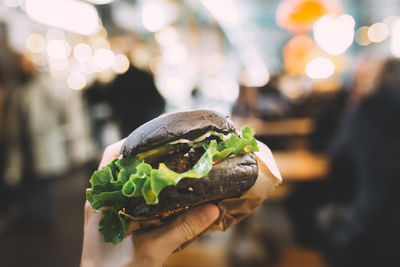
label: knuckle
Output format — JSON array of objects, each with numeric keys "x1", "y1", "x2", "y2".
[
  {"x1": 84, "y1": 201, "x2": 92, "y2": 213},
  {"x1": 175, "y1": 215, "x2": 199, "y2": 242}
]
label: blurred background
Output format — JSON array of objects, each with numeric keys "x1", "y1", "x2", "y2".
[{"x1": 1, "y1": 0, "x2": 400, "y2": 266}]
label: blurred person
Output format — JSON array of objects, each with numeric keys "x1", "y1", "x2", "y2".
[
  {"x1": 0, "y1": 58, "x2": 7, "y2": 232},
  {"x1": 309, "y1": 88, "x2": 350, "y2": 152},
  {"x1": 308, "y1": 55, "x2": 381, "y2": 152},
  {"x1": 232, "y1": 85, "x2": 260, "y2": 118},
  {"x1": 284, "y1": 86, "x2": 351, "y2": 249},
  {"x1": 319, "y1": 57, "x2": 400, "y2": 267},
  {"x1": 111, "y1": 66, "x2": 165, "y2": 138},
  {"x1": 1, "y1": 54, "x2": 70, "y2": 231},
  {"x1": 348, "y1": 55, "x2": 383, "y2": 105},
  {"x1": 84, "y1": 65, "x2": 165, "y2": 148},
  {"x1": 0, "y1": 54, "x2": 37, "y2": 230},
  {"x1": 0, "y1": 22, "x2": 29, "y2": 232},
  {"x1": 287, "y1": 57, "x2": 400, "y2": 267},
  {"x1": 233, "y1": 75, "x2": 290, "y2": 120}
]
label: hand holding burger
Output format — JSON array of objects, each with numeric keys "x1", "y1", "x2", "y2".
[
  {"x1": 81, "y1": 140, "x2": 220, "y2": 267},
  {"x1": 81, "y1": 110, "x2": 281, "y2": 266}
]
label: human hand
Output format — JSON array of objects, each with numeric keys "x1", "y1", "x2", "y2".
[{"x1": 80, "y1": 140, "x2": 220, "y2": 267}]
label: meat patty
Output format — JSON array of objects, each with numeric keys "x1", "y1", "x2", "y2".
[{"x1": 157, "y1": 147, "x2": 204, "y2": 173}]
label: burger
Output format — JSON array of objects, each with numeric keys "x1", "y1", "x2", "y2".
[{"x1": 86, "y1": 110, "x2": 259, "y2": 244}]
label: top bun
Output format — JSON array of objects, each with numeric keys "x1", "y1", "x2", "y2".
[{"x1": 120, "y1": 110, "x2": 236, "y2": 158}]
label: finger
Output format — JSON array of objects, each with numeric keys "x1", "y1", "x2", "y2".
[
  {"x1": 139, "y1": 204, "x2": 219, "y2": 256},
  {"x1": 82, "y1": 201, "x2": 105, "y2": 256},
  {"x1": 84, "y1": 200, "x2": 94, "y2": 225},
  {"x1": 98, "y1": 139, "x2": 125, "y2": 169}
]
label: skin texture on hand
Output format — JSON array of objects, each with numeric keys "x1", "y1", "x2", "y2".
[{"x1": 80, "y1": 140, "x2": 220, "y2": 267}]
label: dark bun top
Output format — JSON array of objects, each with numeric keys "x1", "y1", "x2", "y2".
[{"x1": 120, "y1": 110, "x2": 236, "y2": 157}]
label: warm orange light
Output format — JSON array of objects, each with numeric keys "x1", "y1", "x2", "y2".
[
  {"x1": 289, "y1": 0, "x2": 327, "y2": 22},
  {"x1": 283, "y1": 34, "x2": 316, "y2": 74},
  {"x1": 276, "y1": 0, "x2": 343, "y2": 33}
]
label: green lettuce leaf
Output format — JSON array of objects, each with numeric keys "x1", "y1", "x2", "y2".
[
  {"x1": 86, "y1": 125, "x2": 258, "y2": 244},
  {"x1": 98, "y1": 207, "x2": 130, "y2": 245}
]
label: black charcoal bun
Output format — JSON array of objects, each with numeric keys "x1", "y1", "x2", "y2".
[
  {"x1": 120, "y1": 110, "x2": 258, "y2": 220},
  {"x1": 120, "y1": 110, "x2": 236, "y2": 157}
]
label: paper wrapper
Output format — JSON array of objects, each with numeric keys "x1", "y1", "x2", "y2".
[
  {"x1": 178, "y1": 141, "x2": 282, "y2": 250},
  {"x1": 130, "y1": 141, "x2": 282, "y2": 250}
]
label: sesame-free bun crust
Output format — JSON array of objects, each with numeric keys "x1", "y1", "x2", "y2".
[
  {"x1": 120, "y1": 110, "x2": 236, "y2": 158},
  {"x1": 119, "y1": 110, "x2": 258, "y2": 220}
]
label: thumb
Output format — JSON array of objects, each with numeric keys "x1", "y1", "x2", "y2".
[
  {"x1": 140, "y1": 204, "x2": 219, "y2": 258},
  {"x1": 167, "y1": 204, "x2": 220, "y2": 245}
]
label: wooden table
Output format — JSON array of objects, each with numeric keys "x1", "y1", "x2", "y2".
[
  {"x1": 232, "y1": 116, "x2": 313, "y2": 136},
  {"x1": 273, "y1": 150, "x2": 328, "y2": 181},
  {"x1": 232, "y1": 116, "x2": 328, "y2": 181},
  {"x1": 165, "y1": 243, "x2": 228, "y2": 267}
]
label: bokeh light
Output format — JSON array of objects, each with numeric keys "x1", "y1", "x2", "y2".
[
  {"x1": 141, "y1": 0, "x2": 169, "y2": 32},
  {"x1": 112, "y1": 54, "x2": 130, "y2": 74},
  {"x1": 90, "y1": 37, "x2": 111, "y2": 50},
  {"x1": 276, "y1": 0, "x2": 343, "y2": 32},
  {"x1": 46, "y1": 40, "x2": 71, "y2": 60},
  {"x1": 67, "y1": 71, "x2": 87, "y2": 90},
  {"x1": 356, "y1": 26, "x2": 371, "y2": 46},
  {"x1": 241, "y1": 62, "x2": 270, "y2": 87},
  {"x1": 50, "y1": 69, "x2": 69, "y2": 80},
  {"x1": 201, "y1": 72, "x2": 239, "y2": 102},
  {"x1": 97, "y1": 69, "x2": 116, "y2": 84},
  {"x1": 3, "y1": 0, "x2": 23, "y2": 7},
  {"x1": 368, "y1": 22, "x2": 390, "y2": 43},
  {"x1": 49, "y1": 58, "x2": 69, "y2": 71},
  {"x1": 45, "y1": 28, "x2": 66, "y2": 41},
  {"x1": 383, "y1": 16, "x2": 398, "y2": 28},
  {"x1": 25, "y1": 33, "x2": 46, "y2": 53},
  {"x1": 306, "y1": 57, "x2": 335, "y2": 79},
  {"x1": 162, "y1": 43, "x2": 188, "y2": 66},
  {"x1": 391, "y1": 18, "x2": 400, "y2": 57},
  {"x1": 203, "y1": 52, "x2": 225, "y2": 75},
  {"x1": 283, "y1": 34, "x2": 315, "y2": 75},
  {"x1": 93, "y1": 48, "x2": 116, "y2": 70},
  {"x1": 73, "y1": 43, "x2": 92, "y2": 63},
  {"x1": 201, "y1": 0, "x2": 240, "y2": 25},
  {"x1": 155, "y1": 27, "x2": 179, "y2": 47},
  {"x1": 313, "y1": 14, "x2": 355, "y2": 55},
  {"x1": 279, "y1": 75, "x2": 312, "y2": 100},
  {"x1": 130, "y1": 47, "x2": 152, "y2": 70},
  {"x1": 149, "y1": 56, "x2": 163, "y2": 74},
  {"x1": 30, "y1": 53, "x2": 47, "y2": 66},
  {"x1": 25, "y1": 0, "x2": 100, "y2": 35},
  {"x1": 156, "y1": 75, "x2": 193, "y2": 103}
]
